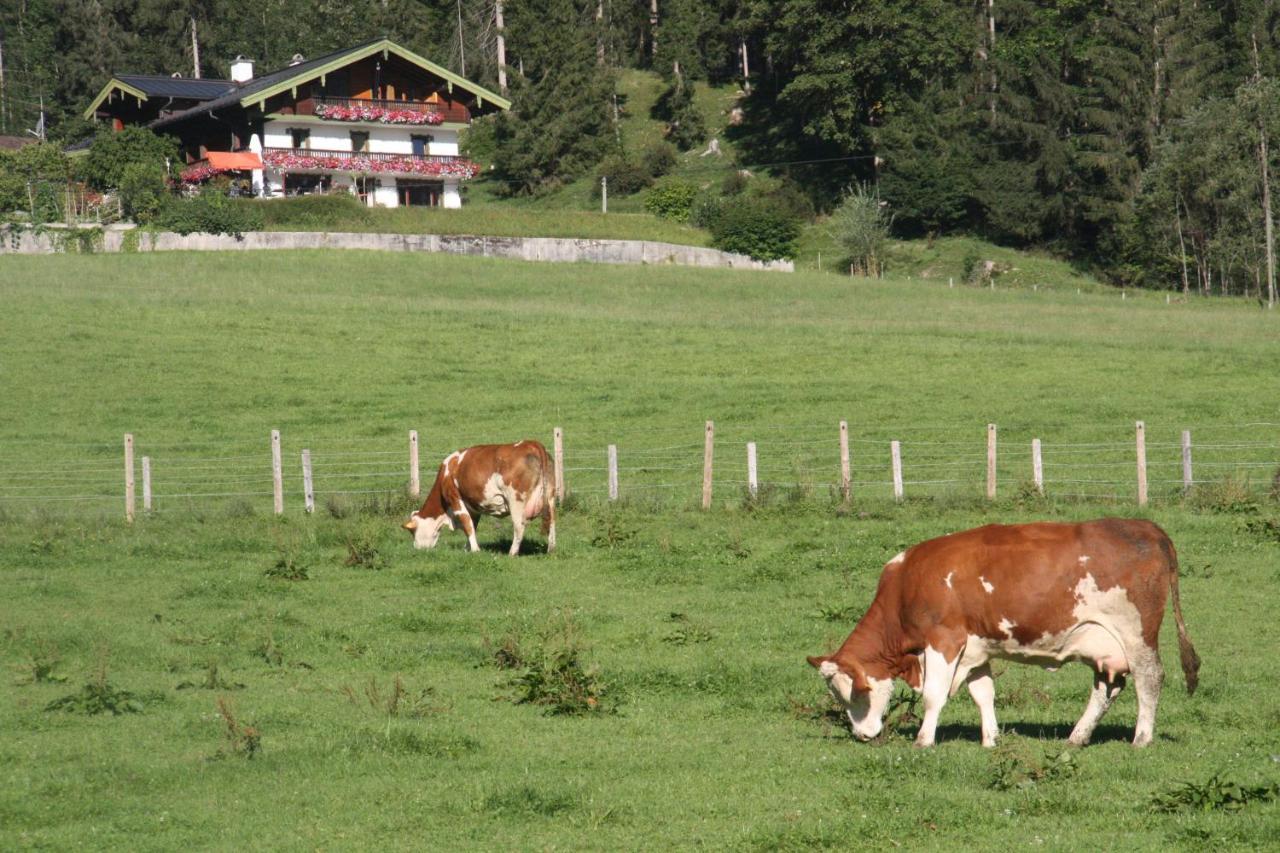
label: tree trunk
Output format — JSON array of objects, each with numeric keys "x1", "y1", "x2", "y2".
[
  {"x1": 740, "y1": 38, "x2": 750, "y2": 91},
  {"x1": 988, "y1": 0, "x2": 996, "y2": 121},
  {"x1": 650, "y1": 0, "x2": 659, "y2": 60},
  {"x1": 191, "y1": 17, "x2": 201, "y2": 79},
  {"x1": 1262, "y1": 130, "x2": 1276, "y2": 307},
  {"x1": 597, "y1": 0, "x2": 605, "y2": 65},
  {"x1": 495, "y1": 0, "x2": 507, "y2": 94},
  {"x1": 456, "y1": 0, "x2": 467, "y2": 77},
  {"x1": 1175, "y1": 194, "x2": 1189, "y2": 295}
]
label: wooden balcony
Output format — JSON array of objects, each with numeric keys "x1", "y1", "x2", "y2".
[
  {"x1": 261, "y1": 147, "x2": 479, "y2": 180},
  {"x1": 303, "y1": 95, "x2": 469, "y2": 124}
]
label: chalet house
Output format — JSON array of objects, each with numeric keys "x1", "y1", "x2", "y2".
[{"x1": 84, "y1": 38, "x2": 509, "y2": 208}]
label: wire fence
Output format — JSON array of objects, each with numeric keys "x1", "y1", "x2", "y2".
[{"x1": 0, "y1": 419, "x2": 1277, "y2": 520}]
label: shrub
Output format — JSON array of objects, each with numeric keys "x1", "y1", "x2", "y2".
[
  {"x1": 827, "y1": 182, "x2": 892, "y2": 276},
  {"x1": 504, "y1": 612, "x2": 609, "y2": 715},
  {"x1": 251, "y1": 193, "x2": 371, "y2": 229},
  {"x1": 1151, "y1": 772, "x2": 1279, "y2": 813},
  {"x1": 156, "y1": 186, "x2": 264, "y2": 237},
  {"x1": 688, "y1": 192, "x2": 724, "y2": 230},
  {"x1": 644, "y1": 179, "x2": 698, "y2": 222},
  {"x1": 709, "y1": 197, "x2": 801, "y2": 261},
  {"x1": 597, "y1": 152, "x2": 653, "y2": 196},
  {"x1": 654, "y1": 78, "x2": 706, "y2": 151},
  {"x1": 640, "y1": 140, "x2": 678, "y2": 179},
  {"x1": 119, "y1": 162, "x2": 168, "y2": 223},
  {"x1": 80, "y1": 126, "x2": 178, "y2": 191}
]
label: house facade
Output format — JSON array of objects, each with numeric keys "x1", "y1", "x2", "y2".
[{"x1": 84, "y1": 39, "x2": 509, "y2": 208}]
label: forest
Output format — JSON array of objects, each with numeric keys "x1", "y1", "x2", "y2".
[{"x1": 5, "y1": 0, "x2": 1280, "y2": 297}]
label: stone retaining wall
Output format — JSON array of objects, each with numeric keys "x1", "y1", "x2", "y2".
[{"x1": 0, "y1": 226, "x2": 794, "y2": 272}]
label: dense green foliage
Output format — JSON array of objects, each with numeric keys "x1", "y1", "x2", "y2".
[
  {"x1": 827, "y1": 183, "x2": 893, "y2": 276},
  {"x1": 644, "y1": 178, "x2": 699, "y2": 222},
  {"x1": 79, "y1": 126, "x2": 179, "y2": 191},
  {"x1": 708, "y1": 195, "x2": 802, "y2": 260},
  {"x1": 1, "y1": 252, "x2": 1278, "y2": 847},
  {"x1": 154, "y1": 185, "x2": 264, "y2": 236},
  {"x1": 0, "y1": 143, "x2": 69, "y2": 221},
  {"x1": 12, "y1": 1, "x2": 1280, "y2": 286}
]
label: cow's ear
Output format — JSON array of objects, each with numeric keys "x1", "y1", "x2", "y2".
[
  {"x1": 848, "y1": 658, "x2": 872, "y2": 694},
  {"x1": 806, "y1": 655, "x2": 828, "y2": 670},
  {"x1": 403, "y1": 515, "x2": 419, "y2": 531}
]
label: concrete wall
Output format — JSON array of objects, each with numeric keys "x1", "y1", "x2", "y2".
[{"x1": 0, "y1": 226, "x2": 795, "y2": 272}]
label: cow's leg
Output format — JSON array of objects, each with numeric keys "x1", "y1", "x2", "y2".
[
  {"x1": 965, "y1": 664, "x2": 999, "y2": 748},
  {"x1": 1128, "y1": 644, "x2": 1164, "y2": 747},
  {"x1": 544, "y1": 493, "x2": 556, "y2": 554},
  {"x1": 1068, "y1": 671, "x2": 1125, "y2": 747},
  {"x1": 506, "y1": 495, "x2": 527, "y2": 556},
  {"x1": 454, "y1": 505, "x2": 480, "y2": 552},
  {"x1": 916, "y1": 643, "x2": 962, "y2": 748}
]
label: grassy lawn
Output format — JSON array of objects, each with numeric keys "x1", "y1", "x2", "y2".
[{"x1": 1, "y1": 252, "x2": 1278, "y2": 849}]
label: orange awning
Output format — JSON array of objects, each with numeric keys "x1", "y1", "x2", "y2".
[{"x1": 206, "y1": 151, "x2": 264, "y2": 170}]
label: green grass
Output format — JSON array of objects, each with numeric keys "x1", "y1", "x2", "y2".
[{"x1": 1, "y1": 252, "x2": 1279, "y2": 849}]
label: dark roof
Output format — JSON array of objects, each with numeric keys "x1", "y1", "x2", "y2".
[
  {"x1": 150, "y1": 39, "x2": 385, "y2": 130},
  {"x1": 115, "y1": 75, "x2": 235, "y2": 101}
]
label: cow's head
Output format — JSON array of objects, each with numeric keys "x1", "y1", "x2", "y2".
[
  {"x1": 402, "y1": 511, "x2": 454, "y2": 549},
  {"x1": 807, "y1": 654, "x2": 894, "y2": 742}
]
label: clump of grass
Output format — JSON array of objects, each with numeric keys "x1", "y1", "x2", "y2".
[
  {"x1": 485, "y1": 631, "x2": 528, "y2": 670},
  {"x1": 1151, "y1": 772, "x2": 1279, "y2": 813},
  {"x1": 481, "y1": 784, "x2": 579, "y2": 817},
  {"x1": 343, "y1": 524, "x2": 389, "y2": 570},
  {"x1": 176, "y1": 660, "x2": 244, "y2": 691},
  {"x1": 265, "y1": 529, "x2": 313, "y2": 580},
  {"x1": 987, "y1": 742, "x2": 1078, "y2": 791},
  {"x1": 661, "y1": 612, "x2": 713, "y2": 645},
  {"x1": 341, "y1": 675, "x2": 442, "y2": 718},
  {"x1": 212, "y1": 697, "x2": 261, "y2": 759},
  {"x1": 345, "y1": 727, "x2": 478, "y2": 757},
  {"x1": 503, "y1": 612, "x2": 609, "y2": 715},
  {"x1": 45, "y1": 652, "x2": 141, "y2": 715},
  {"x1": 813, "y1": 603, "x2": 860, "y2": 622},
  {"x1": 1243, "y1": 516, "x2": 1280, "y2": 543},
  {"x1": 590, "y1": 512, "x2": 637, "y2": 549},
  {"x1": 1189, "y1": 475, "x2": 1260, "y2": 514},
  {"x1": 14, "y1": 640, "x2": 67, "y2": 685},
  {"x1": 255, "y1": 620, "x2": 284, "y2": 667}
]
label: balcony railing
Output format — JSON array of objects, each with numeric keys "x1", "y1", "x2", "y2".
[
  {"x1": 306, "y1": 95, "x2": 467, "y2": 125},
  {"x1": 262, "y1": 147, "x2": 479, "y2": 180}
]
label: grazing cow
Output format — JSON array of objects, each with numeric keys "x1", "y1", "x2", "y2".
[
  {"x1": 808, "y1": 518, "x2": 1199, "y2": 748},
  {"x1": 402, "y1": 440, "x2": 556, "y2": 556}
]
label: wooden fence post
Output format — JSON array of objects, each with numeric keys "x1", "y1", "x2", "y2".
[
  {"x1": 701, "y1": 420, "x2": 715, "y2": 510},
  {"x1": 607, "y1": 444, "x2": 618, "y2": 501},
  {"x1": 839, "y1": 420, "x2": 850, "y2": 503},
  {"x1": 1181, "y1": 429, "x2": 1193, "y2": 494},
  {"x1": 891, "y1": 440, "x2": 903, "y2": 502},
  {"x1": 301, "y1": 449, "x2": 315, "y2": 514},
  {"x1": 553, "y1": 427, "x2": 565, "y2": 499},
  {"x1": 124, "y1": 433, "x2": 135, "y2": 523},
  {"x1": 271, "y1": 429, "x2": 283, "y2": 515},
  {"x1": 1135, "y1": 421, "x2": 1148, "y2": 507},
  {"x1": 986, "y1": 423, "x2": 997, "y2": 500},
  {"x1": 409, "y1": 430, "x2": 420, "y2": 497},
  {"x1": 142, "y1": 455, "x2": 152, "y2": 513},
  {"x1": 747, "y1": 441, "x2": 758, "y2": 497},
  {"x1": 1031, "y1": 438, "x2": 1043, "y2": 495}
]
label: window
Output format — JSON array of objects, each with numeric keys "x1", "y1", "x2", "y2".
[
  {"x1": 410, "y1": 134, "x2": 433, "y2": 157},
  {"x1": 350, "y1": 131, "x2": 370, "y2": 153},
  {"x1": 289, "y1": 128, "x2": 310, "y2": 150}
]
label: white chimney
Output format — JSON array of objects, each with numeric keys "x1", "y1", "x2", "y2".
[{"x1": 230, "y1": 56, "x2": 254, "y2": 83}]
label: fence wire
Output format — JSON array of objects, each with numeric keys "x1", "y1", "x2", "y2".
[{"x1": 0, "y1": 421, "x2": 1276, "y2": 517}]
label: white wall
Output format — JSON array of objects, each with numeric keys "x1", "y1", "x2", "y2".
[{"x1": 263, "y1": 120, "x2": 458, "y2": 156}]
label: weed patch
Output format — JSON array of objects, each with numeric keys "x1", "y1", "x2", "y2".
[
  {"x1": 212, "y1": 697, "x2": 261, "y2": 759},
  {"x1": 987, "y1": 742, "x2": 1078, "y2": 791},
  {"x1": 176, "y1": 661, "x2": 245, "y2": 691},
  {"x1": 482, "y1": 784, "x2": 579, "y2": 818},
  {"x1": 345, "y1": 727, "x2": 478, "y2": 758},
  {"x1": 1151, "y1": 772, "x2": 1279, "y2": 813},
  {"x1": 502, "y1": 612, "x2": 609, "y2": 715},
  {"x1": 661, "y1": 612, "x2": 714, "y2": 645},
  {"x1": 45, "y1": 651, "x2": 143, "y2": 715},
  {"x1": 340, "y1": 675, "x2": 443, "y2": 718}
]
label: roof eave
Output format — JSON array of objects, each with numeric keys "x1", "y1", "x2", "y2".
[
  {"x1": 240, "y1": 39, "x2": 511, "y2": 112},
  {"x1": 83, "y1": 79, "x2": 149, "y2": 120}
]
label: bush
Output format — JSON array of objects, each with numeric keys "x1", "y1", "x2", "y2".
[
  {"x1": 644, "y1": 179, "x2": 699, "y2": 222},
  {"x1": 709, "y1": 197, "x2": 801, "y2": 261},
  {"x1": 251, "y1": 193, "x2": 371, "y2": 229},
  {"x1": 827, "y1": 183, "x2": 892, "y2": 276},
  {"x1": 654, "y1": 77, "x2": 707, "y2": 152},
  {"x1": 0, "y1": 143, "x2": 70, "y2": 219},
  {"x1": 640, "y1": 140, "x2": 678, "y2": 179},
  {"x1": 688, "y1": 192, "x2": 723, "y2": 230},
  {"x1": 155, "y1": 186, "x2": 264, "y2": 237},
  {"x1": 119, "y1": 162, "x2": 168, "y2": 224},
  {"x1": 80, "y1": 126, "x2": 178, "y2": 191},
  {"x1": 597, "y1": 152, "x2": 653, "y2": 196}
]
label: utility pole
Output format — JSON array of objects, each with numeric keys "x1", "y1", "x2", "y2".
[{"x1": 0, "y1": 32, "x2": 7, "y2": 133}]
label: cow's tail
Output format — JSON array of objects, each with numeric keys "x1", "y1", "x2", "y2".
[
  {"x1": 1167, "y1": 541, "x2": 1200, "y2": 695},
  {"x1": 540, "y1": 444, "x2": 557, "y2": 553}
]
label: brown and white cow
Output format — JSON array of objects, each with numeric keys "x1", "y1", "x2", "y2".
[
  {"x1": 402, "y1": 440, "x2": 556, "y2": 556},
  {"x1": 808, "y1": 518, "x2": 1199, "y2": 748}
]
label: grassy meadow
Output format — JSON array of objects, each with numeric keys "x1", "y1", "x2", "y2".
[{"x1": 2, "y1": 252, "x2": 1279, "y2": 850}]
